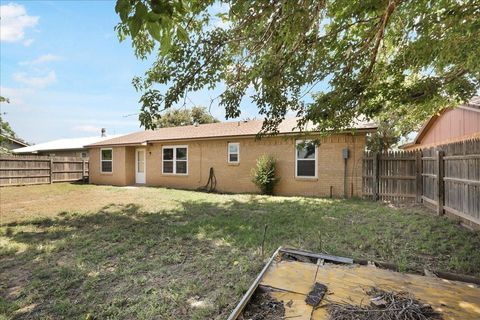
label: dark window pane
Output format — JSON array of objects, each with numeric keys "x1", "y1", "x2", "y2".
[
  {"x1": 163, "y1": 148, "x2": 173, "y2": 160},
  {"x1": 101, "y1": 149, "x2": 112, "y2": 160},
  {"x1": 176, "y1": 148, "x2": 187, "y2": 160},
  {"x1": 297, "y1": 160, "x2": 315, "y2": 177},
  {"x1": 229, "y1": 154, "x2": 238, "y2": 162},
  {"x1": 297, "y1": 143, "x2": 315, "y2": 159},
  {"x1": 163, "y1": 161, "x2": 173, "y2": 173},
  {"x1": 176, "y1": 161, "x2": 187, "y2": 174},
  {"x1": 102, "y1": 161, "x2": 112, "y2": 172}
]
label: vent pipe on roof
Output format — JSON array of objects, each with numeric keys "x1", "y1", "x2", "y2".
[{"x1": 101, "y1": 128, "x2": 106, "y2": 137}]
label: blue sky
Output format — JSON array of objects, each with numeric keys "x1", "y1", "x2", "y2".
[{"x1": 0, "y1": 1, "x2": 260, "y2": 143}]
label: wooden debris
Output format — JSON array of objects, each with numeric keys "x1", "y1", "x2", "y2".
[{"x1": 327, "y1": 287, "x2": 442, "y2": 320}]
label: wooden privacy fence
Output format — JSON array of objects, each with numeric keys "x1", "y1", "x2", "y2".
[
  {"x1": 363, "y1": 151, "x2": 421, "y2": 202},
  {"x1": 363, "y1": 138, "x2": 480, "y2": 227},
  {"x1": 0, "y1": 155, "x2": 89, "y2": 186}
]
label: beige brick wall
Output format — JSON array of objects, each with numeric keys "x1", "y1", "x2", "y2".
[
  {"x1": 89, "y1": 146, "x2": 135, "y2": 186},
  {"x1": 89, "y1": 133, "x2": 367, "y2": 197}
]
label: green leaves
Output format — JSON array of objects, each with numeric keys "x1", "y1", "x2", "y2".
[
  {"x1": 251, "y1": 155, "x2": 279, "y2": 195},
  {"x1": 146, "y1": 21, "x2": 161, "y2": 42},
  {"x1": 154, "y1": 106, "x2": 219, "y2": 128},
  {"x1": 114, "y1": 0, "x2": 130, "y2": 22},
  {"x1": 160, "y1": 30, "x2": 171, "y2": 56},
  {"x1": 176, "y1": 26, "x2": 188, "y2": 43},
  {"x1": 115, "y1": 0, "x2": 197, "y2": 58},
  {"x1": 129, "y1": 2, "x2": 148, "y2": 38},
  {"x1": 115, "y1": 0, "x2": 480, "y2": 136}
]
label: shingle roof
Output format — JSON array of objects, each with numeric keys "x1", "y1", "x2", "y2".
[
  {"x1": 13, "y1": 135, "x2": 120, "y2": 153},
  {"x1": 86, "y1": 118, "x2": 377, "y2": 147}
]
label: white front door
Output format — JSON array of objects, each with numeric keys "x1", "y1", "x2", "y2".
[{"x1": 135, "y1": 148, "x2": 146, "y2": 184}]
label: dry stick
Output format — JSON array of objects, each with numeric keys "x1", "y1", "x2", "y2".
[
  {"x1": 326, "y1": 288, "x2": 441, "y2": 320},
  {"x1": 261, "y1": 224, "x2": 268, "y2": 256}
]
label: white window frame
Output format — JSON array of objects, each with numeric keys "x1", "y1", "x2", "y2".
[
  {"x1": 227, "y1": 142, "x2": 240, "y2": 164},
  {"x1": 295, "y1": 140, "x2": 318, "y2": 178},
  {"x1": 162, "y1": 145, "x2": 188, "y2": 175},
  {"x1": 100, "y1": 148, "x2": 113, "y2": 173}
]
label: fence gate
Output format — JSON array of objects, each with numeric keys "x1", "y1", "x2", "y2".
[{"x1": 362, "y1": 150, "x2": 420, "y2": 202}]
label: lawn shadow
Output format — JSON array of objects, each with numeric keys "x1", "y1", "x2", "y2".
[{"x1": 1, "y1": 196, "x2": 480, "y2": 320}]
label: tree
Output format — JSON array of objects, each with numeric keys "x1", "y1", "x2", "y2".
[
  {"x1": 0, "y1": 96, "x2": 17, "y2": 154},
  {"x1": 155, "y1": 106, "x2": 218, "y2": 128},
  {"x1": 366, "y1": 119, "x2": 401, "y2": 153},
  {"x1": 115, "y1": 0, "x2": 480, "y2": 136},
  {"x1": 0, "y1": 96, "x2": 15, "y2": 138}
]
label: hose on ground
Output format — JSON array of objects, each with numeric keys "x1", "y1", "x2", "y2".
[{"x1": 203, "y1": 167, "x2": 217, "y2": 193}]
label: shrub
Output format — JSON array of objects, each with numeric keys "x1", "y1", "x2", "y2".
[{"x1": 251, "y1": 155, "x2": 279, "y2": 195}]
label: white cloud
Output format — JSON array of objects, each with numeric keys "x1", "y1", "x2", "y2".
[
  {"x1": 13, "y1": 70, "x2": 57, "y2": 88},
  {"x1": 72, "y1": 125, "x2": 102, "y2": 134},
  {"x1": 20, "y1": 54, "x2": 63, "y2": 66},
  {"x1": 0, "y1": 3, "x2": 39, "y2": 43}
]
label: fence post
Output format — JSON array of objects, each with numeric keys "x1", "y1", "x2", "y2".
[
  {"x1": 49, "y1": 158, "x2": 54, "y2": 184},
  {"x1": 82, "y1": 160, "x2": 86, "y2": 183},
  {"x1": 372, "y1": 152, "x2": 379, "y2": 201},
  {"x1": 436, "y1": 150, "x2": 444, "y2": 215},
  {"x1": 415, "y1": 151, "x2": 423, "y2": 203}
]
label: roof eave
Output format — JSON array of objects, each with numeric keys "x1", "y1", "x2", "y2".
[
  {"x1": 85, "y1": 127, "x2": 377, "y2": 148},
  {"x1": 85, "y1": 142, "x2": 148, "y2": 148},
  {"x1": 13, "y1": 147, "x2": 88, "y2": 154}
]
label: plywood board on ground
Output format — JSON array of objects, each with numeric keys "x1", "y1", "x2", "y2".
[{"x1": 237, "y1": 256, "x2": 480, "y2": 320}]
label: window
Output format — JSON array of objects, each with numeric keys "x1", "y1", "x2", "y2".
[
  {"x1": 295, "y1": 140, "x2": 317, "y2": 178},
  {"x1": 81, "y1": 152, "x2": 88, "y2": 158},
  {"x1": 101, "y1": 148, "x2": 113, "y2": 173},
  {"x1": 163, "y1": 146, "x2": 188, "y2": 175},
  {"x1": 228, "y1": 142, "x2": 240, "y2": 163}
]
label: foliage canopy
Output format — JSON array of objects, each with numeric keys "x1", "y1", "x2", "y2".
[
  {"x1": 155, "y1": 106, "x2": 219, "y2": 127},
  {"x1": 0, "y1": 96, "x2": 15, "y2": 138},
  {"x1": 115, "y1": 0, "x2": 480, "y2": 135},
  {"x1": 0, "y1": 96, "x2": 17, "y2": 154}
]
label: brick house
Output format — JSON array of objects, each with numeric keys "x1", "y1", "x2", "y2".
[{"x1": 85, "y1": 118, "x2": 377, "y2": 197}]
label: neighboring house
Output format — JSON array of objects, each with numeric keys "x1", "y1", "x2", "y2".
[
  {"x1": 0, "y1": 133, "x2": 29, "y2": 151},
  {"x1": 402, "y1": 97, "x2": 480, "y2": 150},
  {"x1": 86, "y1": 118, "x2": 377, "y2": 197},
  {"x1": 13, "y1": 129, "x2": 117, "y2": 158}
]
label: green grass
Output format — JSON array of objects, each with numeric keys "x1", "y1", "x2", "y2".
[{"x1": 1, "y1": 184, "x2": 479, "y2": 319}]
